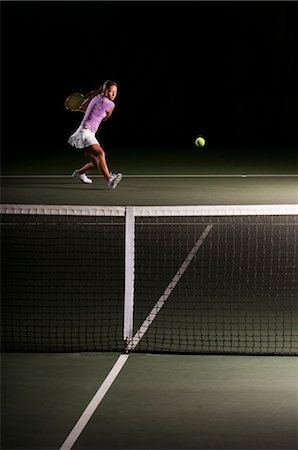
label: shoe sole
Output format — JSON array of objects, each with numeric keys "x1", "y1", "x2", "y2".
[{"x1": 110, "y1": 173, "x2": 123, "y2": 189}]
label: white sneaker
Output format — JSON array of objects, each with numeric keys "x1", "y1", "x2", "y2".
[
  {"x1": 107, "y1": 172, "x2": 123, "y2": 189},
  {"x1": 72, "y1": 170, "x2": 92, "y2": 184}
]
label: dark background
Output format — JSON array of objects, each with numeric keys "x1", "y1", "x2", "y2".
[{"x1": 1, "y1": 1, "x2": 297, "y2": 165}]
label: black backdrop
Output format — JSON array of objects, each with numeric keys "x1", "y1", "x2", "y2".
[{"x1": 1, "y1": 1, "x2": 297, "y2": 161}]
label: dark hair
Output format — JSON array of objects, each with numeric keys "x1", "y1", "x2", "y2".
[
  {"x1": 100, "y1": 80, "x2": 118, "y2": 94},
  {"x1": 86, "y1": 80, "x2": 118, "y2": 100}
]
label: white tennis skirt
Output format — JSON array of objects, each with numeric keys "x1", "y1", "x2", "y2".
[{"x1": 68, "y1": 126, "x2": 99, "y2": 150}]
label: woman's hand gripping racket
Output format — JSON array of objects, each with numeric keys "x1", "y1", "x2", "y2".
[{"x1": 64, "y1": 93, "x2": 86, "y2": 112}]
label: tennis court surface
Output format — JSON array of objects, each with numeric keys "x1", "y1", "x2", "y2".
[{"x1": 1, "y1": 154, "x2": 298, "y2": 450}]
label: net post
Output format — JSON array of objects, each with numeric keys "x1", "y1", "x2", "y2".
[{"x1": 123, "y1": 206, "x2": 135, "y2": 352}]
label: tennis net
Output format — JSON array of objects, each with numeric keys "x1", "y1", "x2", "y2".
[{"x1": 1, "y1": 204, "x2": 297, "y2": 355}]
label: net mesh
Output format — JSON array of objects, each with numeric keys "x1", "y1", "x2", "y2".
[
  {"x1": 65, "y1": 92, "x2": 84, "y2": 111},
  {"x1": 1, "y1": 205, "x2": 297, "y2": 355},
  {"x1": 1, "y1": 213, "x2": 124, "y2": 352},
  {"x1": 132, "y1": 215, "x2": 297, "y2": 355}
]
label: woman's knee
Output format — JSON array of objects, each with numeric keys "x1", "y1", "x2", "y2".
[
  {"x1": 97, "y1": 147, "x2": 105, "y2": 158},
  {"x1": 85, "y1": 144, "x2": 105, "y2": 157},
  {"x1": 92, "y1": 145, "x2": 105, "y2": 158}
]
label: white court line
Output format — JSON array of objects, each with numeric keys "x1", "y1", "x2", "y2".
[
  {"x1": 127, "y1": 224, "x2": 213, "y2": 351},
  {"x1": 59, "y1": 354, "x2": 129, "y2": 450}
]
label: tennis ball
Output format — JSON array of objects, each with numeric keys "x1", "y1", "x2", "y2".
[{"x1": 195, "y1": 136, "x2": 206, "y2": 147}]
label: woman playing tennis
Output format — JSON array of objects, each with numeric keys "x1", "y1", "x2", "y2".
[{"x1": 68, "y1": 80, "x2": 122, "y2": 189}]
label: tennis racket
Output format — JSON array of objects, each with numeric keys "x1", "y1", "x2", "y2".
[{"x1": 64, "y1": 93, "x2": 85, "y2": 112}]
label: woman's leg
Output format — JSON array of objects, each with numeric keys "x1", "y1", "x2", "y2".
[
  {"x1": 77, "y1": 161, "x2": 95, "y2": 174},
  {"x1": 74, "y1": 143, "x2": 122, "y2": 188},
  {"x1": 84, "y1": 144, "x2": 111, "y2": 180}
]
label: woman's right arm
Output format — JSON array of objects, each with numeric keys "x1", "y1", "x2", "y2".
[{"x1": 78, "y1": 97, "x2": 91, "y2": 112}]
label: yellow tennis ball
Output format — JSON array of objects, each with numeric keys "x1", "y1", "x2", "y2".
[{"x1": 195, "y1": 136, "x2": 206, "y2": 147}]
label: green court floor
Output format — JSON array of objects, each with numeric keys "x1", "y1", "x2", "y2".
[
  {"x1": 2, "y1": 353, "x2": 297, "y2": 450},
  {"x1": 1, "y1": 175, "x2": 297, "y2": 207},
  {"x1": 1, "y1": 148, "x2": 297, "y2": 207}
]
